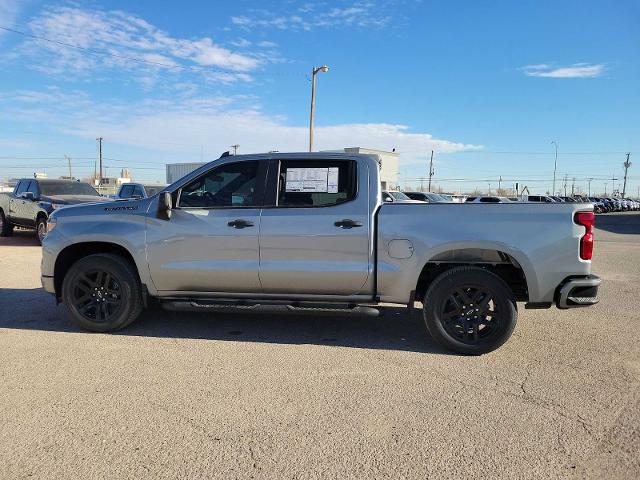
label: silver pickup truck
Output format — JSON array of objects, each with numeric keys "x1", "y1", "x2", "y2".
[{"x1": 41, "y1": 152, "x2": 600, "y2": 354}]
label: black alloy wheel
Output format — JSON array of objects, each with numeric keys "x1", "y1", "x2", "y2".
[
  {"x1": 423, "y1": 266, "x2": 517, "y2": 355},
  {"x1": 439, "y1": 285, "x2": 502, "y2": 345},
  {"x1": 70, "y1": 269, "x2": 124, "y2": 324},
  {"x1": 62, "y1": 253, "x2": 144, "y2": 332}
]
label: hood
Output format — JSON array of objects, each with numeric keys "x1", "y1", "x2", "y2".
[
  {"x1": 51, "y1": 197, "x2": 153, "y2": 220},
  {"x1": 42, "y1": 194, "x2": 114, "y2": 205}
]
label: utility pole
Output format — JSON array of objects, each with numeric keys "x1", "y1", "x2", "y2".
[
  {"x1": 65, "y1": 155, "x2": 72, "y2": 178},
  {"x1": 604, "y1": 182, "x2": 607, "y2": 196},
  {"x1": 571, "y1": 177, "x2": 575, "y2": 196},
  {"x1": 420, "y1": 177, "x2": 424, "y2": 192},
  {"x1": 563, "y1": 174, "x2": 568, "y2": 196},
  {"x1": 611, "y1": 174, "x2": 618, "y2": 196},
  {"x1": 587, "y1": 178, "x2": 593, "y2": 197},
  {"x1": 96, "y1": 137, "x2": 103, "y2": 185},
  {"x1": 428, "y1": 150, "x2": 434, "y2": 191},
  {"x1": 488, "y1": 183, "x2": 492, "y2": 194},
  {"x1": 622, "y1": 153, "x2": 631, "y2": 197},
  {"x1": 230, "y1": 144, "x2": 240, "y2": 155},
  {"x1": 498, "y1": 175, "x2": 502, "y2": 191}
]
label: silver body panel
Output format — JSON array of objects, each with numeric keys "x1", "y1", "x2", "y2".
[{"x1": 41, "y1": 153, "x2": 594, "y2": 306}]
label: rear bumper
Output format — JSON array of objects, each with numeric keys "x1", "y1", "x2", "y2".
[{"x1": 556, "y1": 275, "x2": 601, "y2": 309}]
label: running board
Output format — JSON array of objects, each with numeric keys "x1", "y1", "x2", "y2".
[{"x1": 161, "y1": 300, "x2": 380, "y2": 317}]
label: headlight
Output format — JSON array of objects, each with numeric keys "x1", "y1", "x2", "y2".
[
  {"x1": 46, "y1": 216, "x2": 57, "y2": 234},
  {"x1": 51, "y1": 203, "x2": 66, "y2": 210}
]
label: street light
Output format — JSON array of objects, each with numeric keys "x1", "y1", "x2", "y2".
[
  {"x1": 551, "y1": 141, "x2": 558, "y2": 195},
  {"x1": 309, "y1": 65, "x2": 329, "y2": 152}
]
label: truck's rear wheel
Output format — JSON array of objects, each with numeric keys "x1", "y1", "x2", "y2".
[
  {"x1": 0, "y1": 209, "x2": 14, "y2": 237},
  {"x1": 62, "y1": 253, "x2": 143, "y2": 332},
  {"x1": 423, "y1": 266, "x2": 517, "y2": 355}
]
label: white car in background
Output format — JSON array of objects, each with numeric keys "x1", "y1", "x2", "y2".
[{"x1": 382, "y1": 191, "x2": 424, "y2": 203}]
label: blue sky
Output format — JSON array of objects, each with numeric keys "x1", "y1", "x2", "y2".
[{"x1": 0, "y1": 0, "x2": 638, "y2": 195}]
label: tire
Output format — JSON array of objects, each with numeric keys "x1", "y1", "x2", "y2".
[
  {"x1": 0, "y1": 209, "x2": 14, "y2": 237},
  {"x1": 423, "y1": 266, "x2": 517, "y2": 355},
  {"x1": 61, "y1": 253, "x2": 144, "y2": 332},
  {"x1": 36, "y1": 216, "x2": 47, "y2": 244}
]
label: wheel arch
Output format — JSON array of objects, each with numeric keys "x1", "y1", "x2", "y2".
[
  {"x1": 53, "y1": 242, "x2": 139, "y2": 298},
  {"x1": 415, "y1": 248, "x2": 532, "y2": 302}
]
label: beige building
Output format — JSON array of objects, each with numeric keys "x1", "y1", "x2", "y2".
[{"x1": 325, "y1": 147, "x2": 400, "y2": 190}]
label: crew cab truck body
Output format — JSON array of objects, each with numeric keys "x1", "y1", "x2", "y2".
[
  {"x1": 0, "y1": 178, "x2": 111, "y2": 244},
  {"x1": 41, "y1": 153, "x2": 600, "y2": 354}
]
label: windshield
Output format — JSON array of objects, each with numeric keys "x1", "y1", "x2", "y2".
[
  {"x1": 389, "y1": 191, "x2": 411, "y2": 200},
  {"x1": 40, "y1": 181, "x2": 100, "y2": 196}
]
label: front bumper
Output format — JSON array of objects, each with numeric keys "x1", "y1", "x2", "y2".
[
  {"x1": 556, "y1": 275, "x2": 601, "y2": 309},
  {"x1": 41, "y1": 275, "x2": 55, "y2": 295}
]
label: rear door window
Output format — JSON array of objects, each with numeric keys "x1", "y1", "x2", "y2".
[{"x1": 277, "y1": 160, "x2": 356, "y2": 207}]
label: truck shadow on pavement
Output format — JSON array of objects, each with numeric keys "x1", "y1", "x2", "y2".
[
  {"x1": 0, "y1": 230, "x2": 40, "y2": 246},
  {"x1": 0, "y1": 288, "x2": 451, "y2": 355}
]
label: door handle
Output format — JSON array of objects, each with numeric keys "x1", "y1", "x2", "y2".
[
  {"x1": 228, "y1": 219, "x2": 254, "y2": 229},
  {"x1": 334, "y1": 219, "x2": 363, "y2": 229}
]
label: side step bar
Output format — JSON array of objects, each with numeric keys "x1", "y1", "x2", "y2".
[{"x1": 161, "y1": 300, "x2": 380, "y2": 317}]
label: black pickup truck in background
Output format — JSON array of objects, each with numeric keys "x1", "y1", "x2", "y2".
[{"x1": 0, "y1": 178, "x2": 112, "y2": 244}]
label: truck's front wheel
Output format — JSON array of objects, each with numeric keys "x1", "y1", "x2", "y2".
[
  {"x1": 62, "y1": 253, "x2": 143, "y2": 332},
  {"x1": 423, "y1": 266, "x2": 517, "y2": 355}
]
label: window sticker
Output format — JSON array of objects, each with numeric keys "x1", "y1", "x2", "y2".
[{"x1": 285, "y1": 167, "x2": 339, "y2": 193}]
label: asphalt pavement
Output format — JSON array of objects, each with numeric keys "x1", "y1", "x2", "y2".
[{"x1": 1, "y1": 212, "x2": 639, "y2": 479}]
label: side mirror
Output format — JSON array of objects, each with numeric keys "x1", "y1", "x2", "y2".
[
  {"x1": 157, "y1": 192, "x2": 173, "y2": 220},
  {"x1": 22, "y1": 192, "x2": 35, "y2": 201}
]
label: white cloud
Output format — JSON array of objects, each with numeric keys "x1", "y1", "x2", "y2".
[
  {"x1": 16, "y1": 6, "x2": 270, "y2": 81},
  {"x1": 523, "y1": 63, "x2": 605, "y2": 78},
  {"x1": 231, "y1": 1, "x2": 394, "y2": 31},
  {"x1": 0, "y1": 89, "x2": 481, "y2": 169}
]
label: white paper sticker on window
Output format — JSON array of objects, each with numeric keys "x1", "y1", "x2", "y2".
[{"x1": 285, "y1": 167, "x2": 339, "y2": 193}]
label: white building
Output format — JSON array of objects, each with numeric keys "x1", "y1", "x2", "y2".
[
  {"x1": 340, "y1": 147, "x2": 399, "y2": 190},
  {"x1": 166, "y1": 147, "x2": 400, "y2": 188}
]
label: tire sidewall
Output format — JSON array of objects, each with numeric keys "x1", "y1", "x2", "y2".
[
  {"x1": 36, "y1": 217, "x2": 47, "y2": 244},
  {"x1": 423, "y1": 268, "x2": 517, "y2": 355},
  {"x1": 62, "y1": 255, "x2": 141, "y2": 332}
]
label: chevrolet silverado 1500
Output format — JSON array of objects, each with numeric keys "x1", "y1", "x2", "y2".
[{"x1": 40, "y1": 153, "x2": 600, "y2": 354}]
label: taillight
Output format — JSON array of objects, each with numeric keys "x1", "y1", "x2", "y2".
[{"x1": 574, "y1": 211, "x2": 594, "y2": 260}]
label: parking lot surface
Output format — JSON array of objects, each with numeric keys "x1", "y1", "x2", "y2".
[{"x1": 1, "y1": 212, "x2": 639, "y2": 479}]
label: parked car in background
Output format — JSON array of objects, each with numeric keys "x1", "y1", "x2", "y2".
[
  {"x1": 41, "y1": 152, "x2": 600, "y2": 355},
  {"x1": 382, "y1": 191, "x2": 424, "y2": 203},
  {"x1": 521, "y1": 195, "x2": 556, "y2": 203},
  {"x1": 464, "y1": 196, "x2": 512, "y2": 203},
  {"x1": 559, "y1": 196, "x2": 576, "y2": 203},
  {"x1": 0, "y1": 178, "x2": 112, "y2": 243},
  {"x1": 117, "y1": 183, "x2": 167, "y2": 199},
  {"x1": 403, "y1": 191, "x2": 451, "y2": 203}
]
